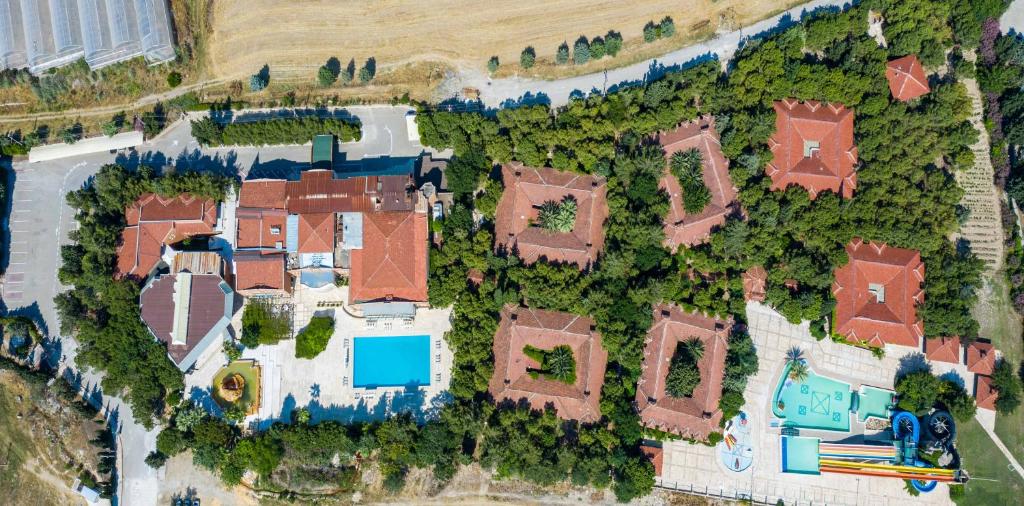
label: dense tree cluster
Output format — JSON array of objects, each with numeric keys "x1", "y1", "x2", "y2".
[
  {"x1": 56, "y1": 165, "x2": 233, "y2": 427},
  {"x1": 295, "y1": 316, "x2": 335, "y2": 359},
  {"x1": 240, "y1": 299, "x2": 292, "y2": 348},
  {"x1": 190, "y1": 115, "x2": 361, "y2": 147},
  {"x1": 895, "y1": 369, "x2": 977, "y2": 422}
]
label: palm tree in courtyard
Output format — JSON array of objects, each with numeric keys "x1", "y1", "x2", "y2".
[
  {"x1": 547, "y1": 345, "x2": 577, "y2": 384},
  {"x1": 685, "y1": 337, "x2": 705, "y2": 361},
  {"x1": 786, "y1": 346, "x2": 804, "y2": 366},
  {"x1": 789, "y1": 361, "x2": 809, "y2": 382}
]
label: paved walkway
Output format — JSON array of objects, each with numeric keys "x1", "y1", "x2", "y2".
[
  {"x1": 657, "y1": 302, "x2": 952, "y2": 506},
  {"x1": 468, "y1": 0, "x2": 853, "y2": 108},
  {"x1": 1004, "y1": 0, "x2": 1024, "y2": 34},
  {"x1": 955, "y1": 58, "x2": 1005, "y2": 272}
]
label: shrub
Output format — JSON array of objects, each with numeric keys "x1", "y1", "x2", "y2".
[
  {"x1": 317, "y1": 65, "x2": 336, "y2": 87},
  {"x1": 520, "y1": 47, "x2": 536, "y2": 69},
  {"x1": 295, "y1": 316, "x2": 335, "y2": 359},
  {"x1": 591, "y1": 36, "x2": 606, "y2": 59},
  {"x1": 249, "y1": 66, "x2": 268, "y2": 92},
  {"x1": 341, "y1": 58, "x2": 355, "y2": 84},
  {"x1": 660, "y1": 17, "x2": 676, "y2": 38},
  {"x1": 101, "y1": 120, "x2": 120, "y2": 137},
  {"x1": 487, "y1": 56, "x2": 500, "y2": 73},
  {"x1": 605, "y1": 31, "x2": 623, "y2": 56},
  {"x1": 707, "y1": 432, "x2": 723, "y2": 445},
  {"x1": 223, "y1": 340, "x2": 242, "y2": 362},
  {"x1": 144, "y1": 451, "x2": 167, "y2": 469},
  {"x1": 359, "y1": 57, "x2": 376, "y2": 83},
  {"x1": 573, "y1": 36, "x2": 591, "y2": 65},
  {"x1": 167, "y1": 71, "x2": 182, "y2": 88},
  {"x1": 643, "y1": 22, "x2": 658, "y2": 43},
  {"x1": 556, "y1": 42, "x2": 570, "y2": 65},
  {"x1": 240, "y1": 300, "x2": 291, "y2": 347},
  {"x1": 523, "y1": 345, "x2": 576, "y2": 384}
]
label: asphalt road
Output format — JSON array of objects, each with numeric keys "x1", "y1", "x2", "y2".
[{"x1": 1, "y1": 104, "x2": 422, "y2": 506}]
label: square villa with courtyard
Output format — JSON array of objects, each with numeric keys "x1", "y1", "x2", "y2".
[
  {"x1": 635, "y1": 303, "x2": 731, "y2": 439},
  {"x1": 767, "y1": 99, "x2": 858, "y2": 199},
  {"x1": 494, "y1": 162, "x2": 608, "y2": 269},
  {"x1": 489, "y1": 305, "x2": 608, "y2": 423}
]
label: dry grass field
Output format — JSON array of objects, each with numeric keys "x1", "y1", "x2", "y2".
[{"x1": 208, "y1": 0, "x2": 803, "y2": 83}]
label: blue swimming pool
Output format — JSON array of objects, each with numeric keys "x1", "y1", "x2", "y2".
[{"x1": 353, "y1": 335, "x2": 431, "y2": 388}]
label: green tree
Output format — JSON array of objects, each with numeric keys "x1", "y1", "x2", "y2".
[
  {"x1": 556, "y1": 42, "x2": 570, "y2": 65},
  {"x1": 669, "y1": 149, "x2": 711, "y2": 214},
  {"x1": 605, "y1": 31, "x2": 623, "y2": 56},
  {"x1": 937, "y1": 380, "x2": 976, "y2": 423},
  {"x1": 991, "y1": 359, "x2": 1022, "y2": 414},
  {"x1": 520, "y1": 47, "x2": 536, "y2": 69},
  {"x1": 536, "y1": 196, "x2": 577, "y2": 232},
  {"x1": 643, "y1": 21, "x2": 658, "y2": 42},
  {"x1": 591, "y1": 36, "x2": 606, "y2": 59},
  {"x1": 241, "y1": 300, "x2": 291, "y2": 347},
  {"x1": 896, "y1": 370, "x2": 943, "y2": 414},
  {"x1": 487, "y1": 56, "x2": 500, "y2": 73},
  {"x1": 295, "y1": 316, "x2": 335, "y2": 359},
  {"x1": 358, "y1": 57, "x2": 376, "y2": 83},
  {"x1": 660, "y1": 17, "x2": 675, "y2": 38},
  {"x1": 317, "y1": 65, "x2": 336, "y2": 87},
  {"x1": 167, "y1": 71, "x2": 182, "y2": 88},
  {"x1": 573, "y1": 36, "x2": 591, "y2": 65}
]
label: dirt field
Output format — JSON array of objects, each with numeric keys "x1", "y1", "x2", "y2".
[{"x1": 208, "y1": 0, "x2": 802, "y2": 82}]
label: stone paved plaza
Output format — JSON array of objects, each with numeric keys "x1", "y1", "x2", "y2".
[{"x1": 657, "y1": 302, "x2": 953, "y2": 505}]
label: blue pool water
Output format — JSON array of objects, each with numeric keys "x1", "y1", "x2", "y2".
[{"x1": 353, "y1": 335, "x2": 431, "y2": 388}]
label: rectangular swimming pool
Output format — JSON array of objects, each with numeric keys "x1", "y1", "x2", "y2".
[
  {"x1": 781, "y1": 435, "x2": 821, "y2": 475},
  {"x1": 353, "y1": 335, "x2": 431, "y2": 388}
]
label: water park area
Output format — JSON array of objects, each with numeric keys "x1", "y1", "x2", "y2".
[{"x1": 771, "y1": 359, "x2": 896, "y2": 433}]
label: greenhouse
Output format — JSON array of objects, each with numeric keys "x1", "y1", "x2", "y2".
[{"x1": 0, "y1": 0, "x2": 175, "y2": 74}]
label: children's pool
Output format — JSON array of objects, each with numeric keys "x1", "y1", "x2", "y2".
[
  {"x1": 772, "y1": 362, "x2": 853, "y2": 432},
  {"x1": 353, "y1": 335, "x2": 431, "y2": 388}
]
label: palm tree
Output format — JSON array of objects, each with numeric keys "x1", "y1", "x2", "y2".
[
  {"x1": 547, "y1": 345, "x2": 577, "y2": 384},
  {"x1": 785, "y1": 346, "x2": 804, "y2": 366},
  {"x1": 788, "y1": 361, "x2": 809, "y2": 382},
  {"x1": 685, "y1": 337, "x2": 705, "y2": 361}
]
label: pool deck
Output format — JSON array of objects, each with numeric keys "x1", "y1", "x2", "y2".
[
  {"x1": 185, "y1": 283, "x2": 454, "y2": 427},
  {"x1": 656, "y1": 301, "x2": 954, "y2": 506}
]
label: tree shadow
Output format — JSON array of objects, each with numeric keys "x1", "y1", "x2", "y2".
[
  {"x1": 0, "y1": 158, "x2": 14, "y2": 273},
  {"x1": 498, "y1": 92, "x2": 551, "y2": 109},
  {"x1": 896, "y1": 352, "x2": 931, "y2": 379},
  {"x1": 114, "y1": 149, "x2": 241, "y2": 179},
  {"x1": 325, "y1": 57, "x2": 341, "y2": 77},
  {"x1": 188, "y1": 385, "x2": 223, "y2": 416},
  {"x1": 5, "y1": 301, "x2": 49, "y2": 339}
]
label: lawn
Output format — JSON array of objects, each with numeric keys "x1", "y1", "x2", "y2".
[
  {"x1": 972, "y1": 273, "x2": 1024, "y2": 464},
  {"x1": 954, "y1": 417, "x2": 1024, "y2": 505},
  {"x1": 212, "y1": 360, "x2": 262, "y2": 415}
]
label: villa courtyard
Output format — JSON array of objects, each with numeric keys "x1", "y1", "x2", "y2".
[
  {"x1": 656, "y1": 301, "x2": 958, "y2": 506},
  {"x1": 185, "y1": 281, "x2": 453, "y2": 428}
]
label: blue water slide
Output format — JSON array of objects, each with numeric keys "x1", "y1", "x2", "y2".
[{"x1": 892, "y1": 411, "x2": 920, "y2": 442}]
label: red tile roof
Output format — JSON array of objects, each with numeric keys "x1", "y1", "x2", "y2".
[
  {"x1": 494, "y1": 163, "x2": 608, "y2": 269},
  {"x1": 238, "y1": 171, "x2": 416, "y2": 214},
  {"x1": 140, "y1": 272, "x2": 232, "y2": 366},
  {"x1": 832, "y1": 238, "x2": 924, "y2": 348},
  {"x1": 348, "y1": 211, "x2": 428, "y2": 303},
  {"x1": 657, "y1": 116, "x2": 737, "y2": 250},
  {"x1": 767, "y1": 99, "x2": 858, "y2": 199},
  {"x1": 489, "y1": 306, "x2": 609, "y2": 423},
  {"x1": 974, "y1": 375, "x2": 998, "y2": 411},
  {"x1": 641, "y1": 445, "x2": 664, "y2": 477},
  {"x1": 116, "y1": 193, "x2": 218, "y2": 279},
  {"x1": 238, "y1": 180, "x2": 287, "y2": 209},
  {"x1": 742, "y1": 266, "x2": 768, "y2": 303},
  {"x1": 886, "y1": 55, "x2": 930, "y2": 102},
  {"x1": 297, "y1": 213, "x2": 335, "y2": 254},
  {"x1": 924, "y1": 336, "x2": 961, "y2": 364},
  {"x1": 233, "y1": 251, "x2": 290, "y2": 295},
  {"x1": 236, "y1": 207, "x2": 288, "y2": 250},
  {"x1": 636, "y1": 304, "x2": 732, "y2": 440},
  {"x1": 966, "y1": 340, "x2": 996, "y2": 375}
]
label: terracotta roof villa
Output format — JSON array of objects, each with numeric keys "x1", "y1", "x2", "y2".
[
  {"x1": 832, "y1": 238, "x2": 925, "y2": 348},
  {"x1": 974, "y1": 375, "x2": 998, "y2": 411},
  {"x1": 966, "y1": 340, "x2": 996, "y2": 375},
  {"x1": 233, "y1": 251, "x2": 291, "y2": 296},
  {"x1": 636, "y1": 303, "x2": 731, "y2": 439},
  {"x1": 141, "y1": 271, "x2": 234, "y2": 371},
  {"x1": 924, "y1": 336, "x2": 961, "y2": 364},
  {"x1": 116, "y1": 193, "x2": 219, "y2": 279},
  {"x1": 886, "y1": 55, "x2": 930, "y2": 102},
  {"x1": 742, "y1": 266, "x2": 768, "y2": 303},
  {"x1": 489, "y1": 306, "x2": 609, "y2": 423},
  {"x1": 656, "y1": 116, "x2": 738, "y2": 250},
  {"x1": 766, "y1": 99, "x2": 858, "y2": 199},
  {"x1": 349, "y1": 211, "x2": 429, "y2": 303},
  {"x1": 236, "y1": 207, "x2": 288, "y2": 250},
  {"x1": 494, "y1": 163, "x2": 608, "y2": 269}
]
